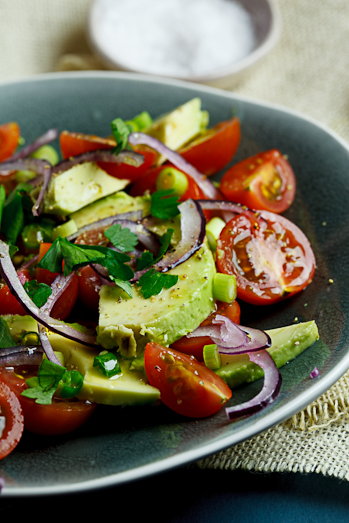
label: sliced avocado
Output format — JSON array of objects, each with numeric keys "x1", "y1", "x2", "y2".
[
  {"x1": 97, "y1": 241, "x2": 216, "y2": 357},
  {"x1": 47, "y1": 332, "x2": 160, "y2": 406},
  {"x1": 145, "y1": 98, "x2": 208, "y2": 162},
  {"x1": 215, "y1": 320, "x2": 319, "y2": 389},
  {"x1": 43, "y1": 162, "x2": 130, "y2": 216},
  {"x1": 69, "y1": 191, "x2": 151, "y2": 229}
]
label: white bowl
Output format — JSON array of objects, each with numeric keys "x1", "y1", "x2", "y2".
[{"x1": 87, "y1": 0, "x2": 281, "y2": 88}]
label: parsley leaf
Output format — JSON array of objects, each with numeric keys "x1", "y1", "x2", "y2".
[
  {"x1": 38, "y1": 237, "x2": 135, "y2": 297},
  {"x1": 135, "y1": 228, "x2": 174, "y2": 271},
  {"x1": 150, "y1": 189, "x2": 180, "y2": 220},
  {"x1": 0, "y1": 317, "x2": 16, "y2": 349},
  {"x1": 110, "y1": 118, "x2": 132, "y2": 155},
  {"x1": 22, "y1": 359, "x2": 84, "y2": 404},
  {"x1": 24, "y1": 280, "x2": 52, "y2": 308},
  {"x1": 137, "y1": 269, "x2": 178, "y2": 299},
  {"x1": 104, "y1": 223, "x2": 138, "y2": 253},
  {"x1": 0, "y1": 185, "x2": 5, "y2": 229}
]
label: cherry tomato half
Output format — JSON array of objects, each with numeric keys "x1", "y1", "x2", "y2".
[
  {"x1": 220, "y1": 149, "x2": 296, "y2": 214},
  {"x1": 36, "y1": 243, "x2": 79, "y2": 320},
  {"x1": 179, "y1": 116, "x2": 241, "y2": 176},
  {"x1": 0, "y1": 381, "x2": 24, "y2": 460},
  {"x1": 0, "y1": 367, "x2": 96, "y2": 436},
  {"x1": 0, "y1": 122, "x2": 20, "y2": 162},
  {"x1": 171, "y1": 300, "x2": 241, "y2": 361},
  {"x1": 59, "y1": 130, "x2": 157, "y2": 182},
  {"x1": 144, "y1": 342, "x2": 232, "y2": 418},
  {"x1": 216, "y1": 210, "x2": 316, "y2": 305},
  {"x1": 0, "y1": 269, "x2": 31, "y2": 316},
  {"x1": 77, "y1": 266, "x2": 102, "y2": 312}
]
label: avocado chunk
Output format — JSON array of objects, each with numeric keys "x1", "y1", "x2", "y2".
[
  {"x1": 215, "y1": 320, "x2": 319, "y2": 389},
  {"x1": 47, "y1": 332, "x2": 160, "y2": 406},
  {"x1": 145, "y1": 98, "x2": 208, "y2": 162},
  {"x1": 97, "y1": 241, "x2": 216, "y2": 357},
  {"x1": 43, "y1": 162, "x2": 130, "y2": 216},
  {"x1": 69, "y1": 191, "x2": 151, "y2": 229}
]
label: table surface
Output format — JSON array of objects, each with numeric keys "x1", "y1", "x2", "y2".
[{"x1": 1, "y1": 466, "x2": 349, "y2": 521}]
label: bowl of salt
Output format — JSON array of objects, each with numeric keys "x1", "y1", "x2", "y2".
[{"x1": 87, "y1": 0, "x2": 281, "y2": 88}]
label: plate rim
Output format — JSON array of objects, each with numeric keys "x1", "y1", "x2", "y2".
[{"x1": 1, "y1": 70, "x2": 349, "y2": 496}]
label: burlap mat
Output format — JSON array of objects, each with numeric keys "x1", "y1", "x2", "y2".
[{"x1": 1, "y1": 0, "x2": 349, "y2": 478}]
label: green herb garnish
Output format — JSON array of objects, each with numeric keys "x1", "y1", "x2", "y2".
[
  {"x1": 24, "y1": 279, "x2": 52, "y2": 308},
  {"x1": 0, "y1": 317, "x2": 16, "y2": 349},
  {"x1": 137, "y1": 269, "x2": 178, "y2": 299},
  {"x1": 22, "y1": 358, "x2": 84, "y2": 404},
  {"x1": 104, "y1": 223, "x2": 138, "y2": 253},
  {"x1": 150, "y1": 189, "x2": 180, "y2": 220}
]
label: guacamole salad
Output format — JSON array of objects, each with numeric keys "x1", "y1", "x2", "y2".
[{"x1": 0, "y1": 99, "x2": 318, "y2": 462}]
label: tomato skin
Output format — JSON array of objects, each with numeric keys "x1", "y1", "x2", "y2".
[
  {"x1": 0, "y1": 269, "x2": 31, "y2": 315},
  {"x1": 171, "y1": 300, "x2": 241, "y2": 361},
  {"x1": 220, "y1": 149, "x2": 296, "y2": 214},
  {"x1": 0, "y1": 381, "x2": 24, "y2": 460},
  {"x1": 179, "y1": 117, "x2": 241, "y2": 176},
  {"x1": 36, "y1": 243, "x2": 79, "y2": 320},
  {"x1": 0, "y1": 122, "x2": 20, "y2": 162},
  {"x1": 216, "y1": 210, "x2": 316, "y2": 306},
  {"x1": 77, "y1": 266, "x2": 102, "y2": 312},
  {"x1": 0, "y1": 367, "x2": 96, "y2": 436},
  {"x1": 59, "y1": 131, "x2": 157, "y2": 182},
  {"x1": 144, "y1": 343, "x2": 232, "y2": 418}
]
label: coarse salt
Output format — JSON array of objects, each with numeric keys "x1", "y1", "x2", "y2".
[{"x1": 93, "y1": 0, "x2": 256, "y2": 77}]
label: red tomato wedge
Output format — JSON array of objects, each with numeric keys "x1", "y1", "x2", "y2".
[
  {"x1": 77, "y1": 266, "x2": 102, "y2": 312},
  {"x1": 171, "y1": 300, "x2": 241, "y2": 361},
  {"x1": 216, "y1": 210, "x2": 316, "y2": 305},
  {"x1": 0, "y1": 367, "x2": 96, "y2": 436},
  {"x1": 0, "y1": 381, "x2": 24, "y2": 460},
  {"x1": 144, "y1": 343, "x2": 232, "y2": 418},
  {"x1": 179, "y1": 117, "x2": 241, "y2": 176},
  {"x1": 0, "y1": 122, "x2": 20, "y2": 162},
  {"x1": 59, "y1": 130, "x2": 157, "y2": 182},
  {"x1": 0, "y1": 269, "x2": 31, "y2": 316},
  {"x1": 220, "y1": 149, "x2": 296, "y2": 214}
]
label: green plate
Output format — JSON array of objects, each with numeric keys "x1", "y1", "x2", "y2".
[{"x1": 1, "y1": 72, "x2": 348, "y2": 496}]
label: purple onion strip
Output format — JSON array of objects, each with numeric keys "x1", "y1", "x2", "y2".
[
  {"x1": 128, "y1": 132, "x2": 222, "y2": 199},
  {"x1": 37, "y1": 324, "x2": 62, "y2": 366},
  {"x1": 0, "y1": 345, "x2": 44, "y2": 367},
  {"x1": 0, "y1": 240, "x2": 96, "y2": 347},
  {"x1": 67, "y1": 210, "x2": 143, "y2": 242},
  {"x1": 52, "y1": 149, "x2": 144, "y2": 174},
  {"x1": 226, "y1": 350, "x2": 282, "y2": 420},
  {"x1": 10, "y1": 128, "x2": 59, "y2": 161}
]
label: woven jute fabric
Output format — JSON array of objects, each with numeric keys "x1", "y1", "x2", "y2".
[{"x1": 1, "y1": 0, "x2": 349, "y2": 477}]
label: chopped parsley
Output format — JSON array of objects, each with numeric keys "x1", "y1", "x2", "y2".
[
  {"x1": 0, "y1": 317, "x2": 16, "y2": 349},
  {"x1": 150, "y1": 189, "x2": 180, "y2": 220},
  {"x1": 22, "y1": 358, "x2": 84, "y2": 404},
  {"x1": 104, "y1": 223, "x2": 138, "y2": 253},
  {"x1": 24, "y1": 279, "x2": 52, "y2": 308},
  {"x1": 137, "y1": 269, "x2": 178, "y2": 299},
  {"x1": 136, "y1": 228, "x2": 174, "y2": 271}
]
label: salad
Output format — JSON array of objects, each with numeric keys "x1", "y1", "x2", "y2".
[{"x1": 0, "y1": 98, "x2": 318, "y2": 465}]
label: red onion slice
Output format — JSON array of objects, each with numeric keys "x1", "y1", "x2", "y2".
[
  {"x1": 187, "y1": 315, "x2": 271, "y2": 355},
  {"x1": 0, "y1": 240, "x2": 97, "y2": 347},
  {"x1": 52, "y1": 149, "x2": 144, "y2": 174},
  {"x1": 0, "y1": 345, "x2": 44, "y2": 367},
  {"x1": 37, "y1": 324, "x2": 63, "y2": 366},
  {"x1": 225, "y1": 350, "x2": 282, "y2": 420},
  {"x1": 67, "y1": 210, "x2": 143, "y2": 242},
  {"x1": 128, "y1": 132, "x2": 222, "y2": 199},
  {"x1": 10, "y1": 128, "x2": 59, "y2": 161}
]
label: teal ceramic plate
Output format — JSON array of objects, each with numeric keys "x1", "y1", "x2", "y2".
[{"x1": 1, "y1": 72, "x2": 348, "y2": 496}]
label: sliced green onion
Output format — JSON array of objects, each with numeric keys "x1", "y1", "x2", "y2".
[
  {"x1": 93, "y1": 351, "x2": 121, "y2": 378},
  {"x1": 31, "y1": 145, "x2": 59, "y2": 166},
  {"x1": 15, "y1": 170, "x2": 37, "y2": 183},
  {"x1": 206, "y1": 217, "x2": 226, "y2": 251},
  {"x1": 125, "y1": 111, "x2": 153, "y2": 132},
  {"x1": 21, "y1": 331, "x2": 40, "y2": 346},
  {"x1": 156, "y1": 167, "x2": 189, "y2": 196},
  {"x1": 21, "y1": 222, "x2": 54, "y2": 250},
  {"x1": 213, "y1": 273, "x2": 237, "y2": 303},
  {"x1": 55, "y1": 369, "x2": 84, "y2": 399},
  {"x1": 203, "y1": 344, "x2": 221, "y2": 370},
  {"x1": 52, "y1": 219, "x2": 78, "y2": 240}
]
